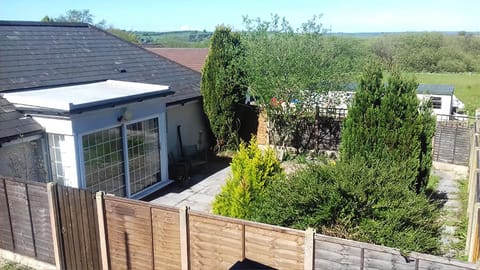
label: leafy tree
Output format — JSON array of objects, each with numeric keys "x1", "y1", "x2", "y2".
[
  {"x1": 41, "y1": 9, "x2": 139, "y2": 43},
  {"x1": 41, "y1": 16, "x2": 52, "y2": 22},
  {"x1": 55, "y1": 9, "x2": 94, "y2": 24},
  {"x1": 242, "y1": 15, "x2": 364, "y2": 151},
  {"x1": 107, "y1": 28, "x2": 139, "y2": 43},
  {"x1": 370, "y1": 32, "x2": 480, "y2": 72},
  {"x1": 201, "y1": 25, "x2": 247, "y2": 151},
  {"x1": 212, "y1": 138, "x2": 283, "y2": 219},
  {"x1": 340, "y1": 63, "x2": 435, "y2": 192}
]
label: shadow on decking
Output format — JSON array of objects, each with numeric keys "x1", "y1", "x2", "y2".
[{"x1": 141, "y1": 155, "x2": 231, "y2": 202}]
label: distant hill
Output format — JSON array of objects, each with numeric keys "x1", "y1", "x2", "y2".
[
  {"x1": 135, "y1": 30, "x2": 212, "y2": 48},
  {"x1": 329, "y1": 31, "x2": 480, "y2": 38}
]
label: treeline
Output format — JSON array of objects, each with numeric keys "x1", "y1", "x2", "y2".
[
  {"x1": 147, "y1": 29, "x2": 480, "y2": 73},
  {"x1": 136, "y1": 30, "x2": 212, "y2": 46},
  {"x1": 370, "y1": 32, "x2": 480, "y2": 73}
]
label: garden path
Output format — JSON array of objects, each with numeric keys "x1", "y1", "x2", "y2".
[{"x1": 433, "y1": 162, "x2": 468, "y2": 258}]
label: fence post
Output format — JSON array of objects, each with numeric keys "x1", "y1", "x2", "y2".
[
  {"x1": 304, "y1": 228, "x2": 315, "y2": 270},
  {"x1": 1, "y1": 178, "x2": 15, "y2": 252},
  {"x1": 96, "y1": 192, "x2": 109, "y2": 270},
  {"x1": 47, "y1": 182, "x2": 63, "y2": 270},
  {"x1": 468, "y1": 203, "x2": 480, "y2": 262},
  {"x1": 179, "y1": 206, "x2": 190, "y2": 270},
  {"x1": 241, "y1": 223, "x2": 246, "y2": 261},
  {"x1": 468, "y1": 203, "x2": 480, "y2": 263}
]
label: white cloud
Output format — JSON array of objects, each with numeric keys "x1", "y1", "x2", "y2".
[{"x1": 179, "y1": 25, "x2": 192, "y2": 31}]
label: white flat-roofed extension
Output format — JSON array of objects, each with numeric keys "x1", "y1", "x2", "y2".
[{"x1": 3, "y1": 80, "x2": 172, "y2": 113}]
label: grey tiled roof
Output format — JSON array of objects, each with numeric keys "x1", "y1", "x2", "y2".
[
  {"x1": 0, "y1": 96, "x2": 43, "y2": 144},
  {"x1": 0, "y1": 21, "x2": 201, "y2": 104},
  {"x1": 0, "y1": 21, "x2": 202, "y2": 141},
  {"x1": 416, "y1": 84, "x2": 454, "y2": 96},
  {"x1": 346, "y1": 83, "x2": 454, "y2": 96}
]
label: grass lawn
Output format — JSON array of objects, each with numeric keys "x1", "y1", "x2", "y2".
[
  {"x1": 0, "y1": 262, "x2": 32, "y2": 270},
  {"x1": 414, "y1": 73, "x2": 480, "y2": 116}
]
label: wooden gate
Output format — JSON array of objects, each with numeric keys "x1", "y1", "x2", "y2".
[
  {"x1": 433, "y1": 120, "x2": 472, "y2": 165},
  {"x1": 50, "y1": 184, "x2": 101, "y2": 270}
]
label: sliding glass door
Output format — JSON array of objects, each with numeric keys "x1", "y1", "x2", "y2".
[
  {"x1": 127, "y1": 118, "x2": 161, "y2": 195},
  {"x1": 82, "y1": 117, "x2": 162, "y2": 197}
]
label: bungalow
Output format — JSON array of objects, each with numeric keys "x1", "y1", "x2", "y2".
[
  {"x1": 0, "y1": 21, "x2": 208, "y2": 198},
  {"x1": 318, "y1": 83, "x2": 463, "y2": 118},
  {"x1": 416, "y1": 84, "x2": 464, "y2": 117}
]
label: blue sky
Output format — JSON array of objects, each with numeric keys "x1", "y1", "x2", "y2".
[{"x1": 1, "y1": 0, "x2": 478, "y2": 32}]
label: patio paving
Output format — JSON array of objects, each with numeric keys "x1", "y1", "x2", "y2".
[{"x1": 146, "y1": 157, "x2": 231, "y2": 212}]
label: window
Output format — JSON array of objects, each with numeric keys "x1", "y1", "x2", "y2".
[
  {"x1": 48, "y1": 134, "x2": 65, "y2": 184},
  {"x1": 430, "y1": 96, "x2": 442, "y2": 109},
  {"x1": 82, "y1": 117, "x2": 162, "y2": 197},
  {"x1": 83, "y1": 127, "x2": 125, "y2": 196},
  {"x1": 127, "y1": 118, "x2": 160, "y2": 195}
]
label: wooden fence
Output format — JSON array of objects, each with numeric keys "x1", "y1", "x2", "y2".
[
  {"x1": 100, "y1": 195, "x2": 305, "y2": 270},
  {"x1": 315, "y1": 234, "x2": 476, "y2": 270},
  {"x1": 0, "y1": 177, "x2": 55, "y2": 264},
  {"x1": 97, "y1": 194, "x2": 476, "y2": 270},
  {"x1": 49, "y1": 184, "x2": 101, "y2": 270},
  {"x1": 433, "y1": 121, "x2": 472, "y2": 165},
  {"x1": 0, "y1": 179, "x2": 101, "y2": 269},
  {"x1": 466, "y1": 111, "x2": 480, "y2": 262},
  {"x1": 0, "y1": 177, "x2": 478, "y2": 269}
]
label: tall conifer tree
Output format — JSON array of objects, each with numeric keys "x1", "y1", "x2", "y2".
[
  {"x1": 201, "y1": 26, "x2": 247, "y2": 151},
  {"x1": 340, "y1": 63, "x2": 435, "y2": 192}
]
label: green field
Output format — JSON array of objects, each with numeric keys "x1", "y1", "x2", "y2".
[{"x1": 414, "y1": 73, "x2": 480, "y2": 115}]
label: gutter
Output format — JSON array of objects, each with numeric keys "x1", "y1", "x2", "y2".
[{"x1": 69, "y1": 89, "x2": 174, "y2": 114}]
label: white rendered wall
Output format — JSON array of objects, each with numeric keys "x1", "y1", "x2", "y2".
[
  {"x1": 32, "y1": 116, "x2": 78, "y2": 187},
  {"x1": 166, "y1": 100, "x2": 208, "y2": 159},
  {"x1": 417, "y1": 94, "x2": 452, "y2": 116},
  {"x1": 32, "y1": 117, "x2": 73, "y2": 135},
  {"x1": 58, "y1": 134, "x2": 78, "y2": 187}
]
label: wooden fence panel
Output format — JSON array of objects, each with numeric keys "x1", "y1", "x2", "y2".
[
  {"x1": 418, "y1": 260, "x2": 471, "y2": 270},
  {"x1": 433, "y1": 124, "x2": 472, "y2": 165},
  {"x1": 314, "y1": 239, "x2": 362, "y2": 270},
  {"x1": 363, "y1": 249, "x2": 416, "y2": 270},
  {"x1": 0, "y1": 178, "x2": 14, "y2": 251},
  {"x1": 470, "y1": 205, "x2": 480, "y2": 262},
  {"x1": 0, "y1": 178, "x2": 55, "y2": 265},
  {"x1": 57, "y1": 185, "x2": 77, "y2": 270},
  {"x1": 82, "y1": 190, "x2": 101, "y2": 270},
  {"x1": 189, "y1": 213, "x2": 244, "y2": 269},
  {"x1": 245, "y1": 224, "x2": 304, "y2": 270},
  {"x1": 27, "y1": 183, "x2": 55, "y2": 264},
  {"x1": 5, "y1": 180, "x2": 36, "y2": 258},
  {"x1": 55, "y1": 184, "x2": 101, "y2": 270},
  {"x1": 152, "y1": 206, "x2": 181, "y2": 270},
  {"x1": 104, "y1": 196, "x2": 153, "y2": 270},
  {"x1": 314, "y1": 233, "x2": 477, "y2": 270}
]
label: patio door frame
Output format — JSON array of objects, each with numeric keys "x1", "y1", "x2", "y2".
[{"x1": 78, "y1": 112, "x2": 169, "y2": 198}]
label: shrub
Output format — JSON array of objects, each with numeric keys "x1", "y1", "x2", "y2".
[
  {"x1": 212, "y1": 138, "x2": 284, "y2": 219},
  {"x1": 253, "y1": 158, "x2": 441, "y2": 253},
  {"x1": 334, "y1": 158, "x2": 441, "y2": 254},
  {"x1": 253, "y1": 163, "x2": 339, "y2": 230}
]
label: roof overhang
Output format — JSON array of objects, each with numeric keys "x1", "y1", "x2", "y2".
[{"x1": 3, "y1": 80, "x2": 174, "y2": 115}]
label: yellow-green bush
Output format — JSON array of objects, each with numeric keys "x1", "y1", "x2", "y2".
[{"x1": 212, "y1": 138, "x2": 284, "y2": 219}]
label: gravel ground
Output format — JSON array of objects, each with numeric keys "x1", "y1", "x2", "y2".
[{"x1": 432, "y1": 162, "x2": 468, "y2": 258}]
